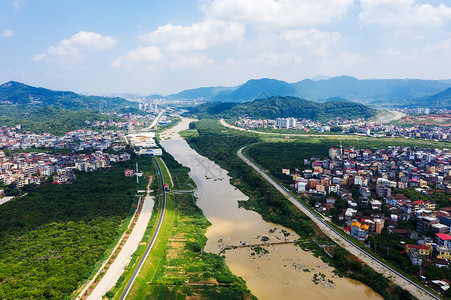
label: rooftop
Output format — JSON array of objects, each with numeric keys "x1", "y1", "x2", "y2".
[
  {"x1": 436, "y1": 233, "x2": 451, "y2": 241},
  {"x1": 407, "y1": 244, "x2": 430, "y2": 250}
]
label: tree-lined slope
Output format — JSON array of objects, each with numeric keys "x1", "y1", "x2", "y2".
[
  {"x1": 424, "y1": 87, "x2": 451, "y2": 108},
  {"x1": 187, "y1": 96, "x2": 377, "y2": 120}
]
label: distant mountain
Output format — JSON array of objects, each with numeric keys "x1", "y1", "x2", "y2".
[
  {"x1": 165, "y1": 76, "x2": 451, "y2": 107},
  {"x1": 0, "y1": 81, "x2": 136, "y2": 111},
  {"x1": 167, "y1": 86, "x2": 237, "y2": 100},
  {"x1": 147, "y1": 94, "x2": 167, "y2": 99},
  {"x1": 320, "y1": 96, "x2": 349, "y2": 102},
  {"x1": 292, "y1": 76, "x2": 450, "y2": 103},
  {"x1": 186, "y1": 96, "x2": 376, "y2": 121},
  {"x1": 213, "y1": 78, "x2": 300, "y2": 101},
  {"x1": 310, "y1": 74, "x2": 332, "y2": 81}
]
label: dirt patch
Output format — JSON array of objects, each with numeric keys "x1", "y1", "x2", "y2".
[
  {"x1": 346, "y1": 254, "x2": 364, "y2": 265},
  {"x1": 400, "y1": 114, "x2": 451, "y2": 126}
]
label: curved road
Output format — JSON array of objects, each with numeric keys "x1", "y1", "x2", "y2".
[
  {"x1": 119, "y1": 156, "x2": 167, "y2": 300},
  {"x1": 238, "y1": 144, "x2": 440, "y2": 300}
]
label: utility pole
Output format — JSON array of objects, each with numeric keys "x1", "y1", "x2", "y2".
[
  {"x1": 136, "y1": 162, "x2": 139, "y2": 184},
  {"x1": 340, "y1": 139, "x2": 343, "y2": 156}
]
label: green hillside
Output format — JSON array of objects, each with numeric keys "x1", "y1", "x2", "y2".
[
  {"x1": 186, "y1": 96, "x2": 376, "y2": 121},
  {"x1": 0, "y1": 106, "x2": 117, "y2": 135},
  {"x1": 423, "y1": 87, "x2": 451, "y2": 108},
  {"x1": 0, "y1": 81, "x2": 136, "y2": 111}
]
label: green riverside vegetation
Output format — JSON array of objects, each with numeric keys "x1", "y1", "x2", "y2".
[{"x1": 113, "y1": 147, "x2": 254, "y2": 299}]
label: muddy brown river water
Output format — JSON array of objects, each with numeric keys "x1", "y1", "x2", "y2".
[{"x1": 160, "y1": 118, "x2": 382, "y2": 300}]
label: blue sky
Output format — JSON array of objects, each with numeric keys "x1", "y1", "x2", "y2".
[{"x1": 1, "y1": 0, "x2": 451, "y2": 95}]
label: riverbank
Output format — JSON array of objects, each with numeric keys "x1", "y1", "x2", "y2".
[
  {"x1": 111, "y1": 135, "x2": 254, "y2": 299},
  {"x1": 160, "y1": 118, "x2": 382, "y2": 300}
]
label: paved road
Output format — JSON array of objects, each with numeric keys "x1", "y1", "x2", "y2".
[
  {"x1": 84, "y1": 194, "x2": 154, "y2": 300},
  {"x1": 149, "y1": 111, "x2": 164, "y2": 129},
  {"x1": 119, "y1": 156, "x2": 167, "y2": 300},
  {"x1": 237, "y1": 144, "x2": 439, "y2": 300},
  {"x1": 81, "y1": 178, "x2": 154, "y2": 300},
  {"x1": 168, "y1": 189, "x2": 195, "y2": 194}
]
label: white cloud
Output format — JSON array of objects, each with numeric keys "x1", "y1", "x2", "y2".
[
  {"x1": 114, "y1": 0, "x2": 351, "y2": 74},
  {"x1": 202, "y1": 0, "x2": 354, "y2": 28},
  {"x1": 424, "y1": 37, "x2": 451, "y2": 54},
  {"x1": 168, "y1": 54, "x2": 214, "y2": 69},
  {"x1": 141, "y1": 19, "x2": 245, "y2": 52},
  {"x1": 111, "y1": 46, "x2": 163, "y2": 68},
  {"x1": 33, "y1": 31, "x2": 116, "y2": 62},
  {"x1": 0, "y1": 29, "x2": 14, "y2": 38},
  {"x1": 383, "y1": 47, "x2": 402, "y2": 56},
  {"x1": 252, "y1": 51, "x2": 304, "y2": 66},
  {"x1": 12, "y1": 0, "x2": 25, "y2": 11},
  {"x1": 359, "y1": 0, "x2": 451, "y2": 28},
  {"x1": 112, "y1": 46, "x2": 215, "y2": 70},
  {"x1": 280, "y1": 28, "x2": 340, "y2": 56},
  {"x1": 337, "y1": 50, "x2": 367, "y2": 65}
]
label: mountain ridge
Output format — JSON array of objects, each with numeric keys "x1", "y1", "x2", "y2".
[
  {"x1": 186, "y1": 95, "x2": 376, "y2": 121},
  {"x1": 160, "y1": 76, "x2": 451, "y2": 108},
  {"x1": 0, "y1": 81, "x2": 135, "y2": 111}
]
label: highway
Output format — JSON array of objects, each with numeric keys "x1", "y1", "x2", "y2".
[
  {"x1": 237, "y1": 144, "x2": 440, "y2": 300},
  {"x1": 149, "y1": 111, "x2": 164, "y2": 129},
  {"x1": 119, "y1": 156, "x2": 167, "y2": 300}
]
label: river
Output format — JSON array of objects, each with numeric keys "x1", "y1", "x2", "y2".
[{"x1": 160, "y1": 118, "x2": 382, "y2": 300}]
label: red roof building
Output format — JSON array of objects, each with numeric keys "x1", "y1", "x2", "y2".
[
  {"x1": 406, "y1": 244, "x2": 431, "y2": 257},
  {"x1": 436, "y1": 233, "x2": 451, "y2": 247}
]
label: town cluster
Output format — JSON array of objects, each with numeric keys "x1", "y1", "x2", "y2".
[
  {"x1": 284, "y1": 146, "x2": 451, "y2": 286},
  {"x1": 0, "y1": 126, "x2": 131, "y2": 189},
  {"x1": 0, "y1": 149, "x2": 131, "y2": 189},
  {"x1": 354, "y1": 123, "x2": 451, "y2": 141},
  {"x1": 234, "y1": 117, "x2": 364, "y2": 132},
  {"x1": 0, "y1": 126, "x2": 126, "y2": 151},
  {"x1": 235, "y1": 116, "x2": 451, "y2": 141},
  {"x1": 398, "y1": 108, "x2": 450, "y2": 115},
  {"x1": 82, "y1": 118, "x2": 152, "y2": 133}
]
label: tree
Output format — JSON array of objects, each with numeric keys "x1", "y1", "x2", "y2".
[
  {"x1": 330, "y1": 126, "x2": 343, "y2": 132},
  {"x1": 425, "y1": 265, "x2": 445, "y2": 280}
]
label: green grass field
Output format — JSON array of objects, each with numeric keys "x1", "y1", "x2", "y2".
[{"x1": 111, "y1": 155, "x2": 253, "y2": 299}]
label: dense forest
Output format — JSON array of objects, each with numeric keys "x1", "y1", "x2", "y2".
[
  {"x1": 186, "y1": 96, "x2": 376, "y2": 121},
  {"x1": 424, "y1": 87, "x2": 451, "y2": 108},
  {"x1": 0, "y1": 105, "x2": 118, "y2": 135},
  {"x1": 0, "y1": 154, "x2": 152, "y2": 299}
]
